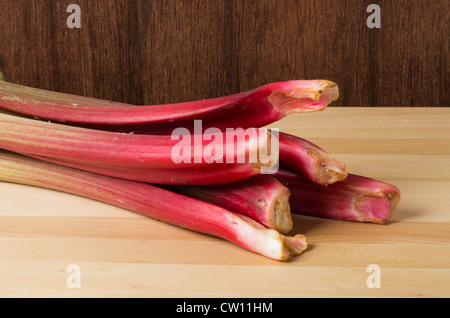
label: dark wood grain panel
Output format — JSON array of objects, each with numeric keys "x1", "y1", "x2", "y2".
[{"x1": 0, "y1": 0, "x2": 448, "y2": 106}]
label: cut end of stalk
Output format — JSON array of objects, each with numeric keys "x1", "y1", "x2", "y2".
[
  {"x1": 355, "y1": 187, "x2": 401, "y2": 224},
  {"x1": 309, "y1": 147, "x2": 348, "y2": 185},
  {"x1": 269, "y1": 188, "x2": 293, "y2": 234},
  {"x1": 283, "y1": 234, "x2": 308, "y2": 258},
  {"x1": 233, "y1": 213, "x2": 307, "y2": 261},
  {"x1": 314, "y1": 161, "x2": 348, "y2": 185},
  {"x1": 268, "y1": 80, "x2": 339, "y2": 116},
  {"x1": 264, "y1": 229, "x2": 308, "y2": 261}
]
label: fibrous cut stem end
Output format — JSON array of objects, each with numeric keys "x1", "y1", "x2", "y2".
[
  {"x1": 268, "y1": 80, "x2": 339, "y2": 116},
  {"x1": 356, "y1": 188, "x2": 401, "y2": 224},
  {"x1": 270, "y1": 187, "x2": 293, "y2": 234}
]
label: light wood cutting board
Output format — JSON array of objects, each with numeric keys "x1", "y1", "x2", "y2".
[{"x1": 0, "y1": 107, "x2": 449, "y2": 298}]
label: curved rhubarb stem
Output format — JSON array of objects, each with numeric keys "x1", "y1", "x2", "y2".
[
  {"x1": 0, "y1": 72, "x2": 4, "y2": 82},
  {"x1": 168, "y1": 174, "x2": 293, "y2": 234},
  {"x1": 0, "y1": 112, "x2": 277, "y2": 185},
  {"x1": 274, "y1": 169, "x2": 401, "y2": 224},
  {"x1": 279, "y1": 132, "x2": 348, "y2": 185},
  {"x1": 0, "y1": 79, "x2": 338, "y2": 134},
  {"x1": 0, "y1": 151, "x2": 307, "y2": 261}
]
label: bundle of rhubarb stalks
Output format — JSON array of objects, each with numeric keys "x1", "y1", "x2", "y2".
[{"x1": 0, "y1": 71, "x2": 400, "y2": 261}]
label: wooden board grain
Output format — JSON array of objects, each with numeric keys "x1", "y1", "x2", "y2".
[
  {"x1": 0, "y1": 0, "x2": 448, "y2": 107},
  {"x1": 0, "y1": 107, "x2": 449, "y2": 298}
]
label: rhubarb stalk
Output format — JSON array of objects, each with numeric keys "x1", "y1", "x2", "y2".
[
  {"x1": 274, "y1": 169, "x2": 401, "y2": 224},
  {"x1": 278, "y1": 132, "x2": 347, "y2": 185},
  {"x1": 168, "y1": 174, "x2": 293, "y2": 234},
  {"x1": 0, "y1": 112, "x2": 276, "y2": 185},
  {"x1": 0, "y1": 79, "x2": 338, "y2": 134},
  {"x1": 0, "y1": 77, "x2": 346, "y2": 185},
  {"x1": 0, "y1": 151, "x2": 307, "y2": 261}
]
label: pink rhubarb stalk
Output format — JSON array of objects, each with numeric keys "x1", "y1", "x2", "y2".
[
  {"x1": 0, "y1": 112, "x2": 276, "y2": 185},
  {"x1": 0, "y1": 78, "x2": 338, "y2": 134},
  {"x1": 169, "y1": 174, "x2": 293, "y2": 234},
  {"x1": 0, "y1": 151, "x2": 307, "y2": 261},
  {"x1": 274, "y1": 169, "x2": 401, "y2": 224},
  {"x1": 278, "y1": 132, "x2": 348, "y2": 185}
]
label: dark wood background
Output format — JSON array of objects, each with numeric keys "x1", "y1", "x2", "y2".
[{"x1": 0, "y1": 0, "x2": 448, "y2": 106}]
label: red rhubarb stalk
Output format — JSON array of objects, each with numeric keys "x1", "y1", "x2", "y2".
[
  {"x1": 169, "y1": 174, "x2": 293, "y2": 234},
  {"x1": 0, "y1": 76, "x2": 346, "y2": 185},
  {"x1": 274, "y1": 169, "x2": 401, "y2": 224},
  {"x1": 278, "y1": 132, "x2": 347, "y2": 185},
  {"x1": 0, "y1": 151, "x2": 307, "y2": 261},
  {"x1": 0, "y1": 78, "x2": 338, "y2": 134},
  {"x1": 0, "y1": 112, "x2": 276, "y2": 185}
]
